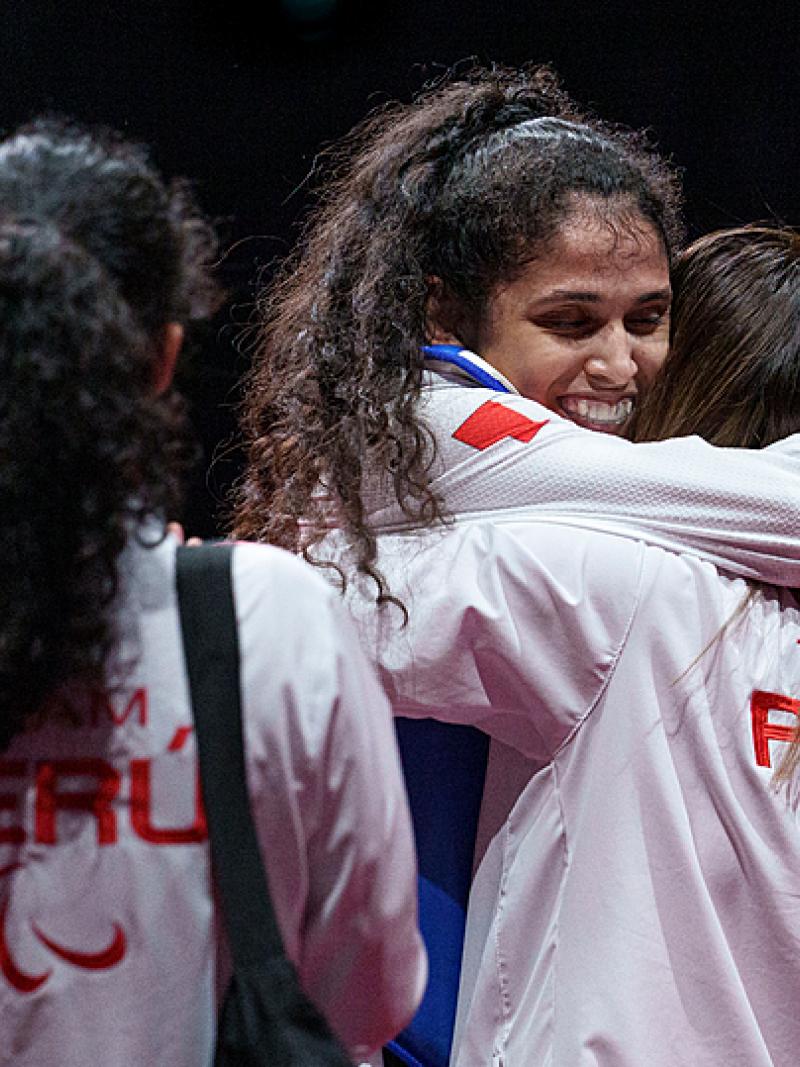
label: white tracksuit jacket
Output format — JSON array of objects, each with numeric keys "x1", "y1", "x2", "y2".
[
  {"x1": 0, "y1": 536, "x2": 426, "y2": 1066},
  {"x1": 340, "y1": 352, "x2": 800, "y2": 1066}
]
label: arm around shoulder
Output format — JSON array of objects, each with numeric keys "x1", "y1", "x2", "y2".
[{"x1": 438, "y1": 391, "x2": 800, "y2": 586}]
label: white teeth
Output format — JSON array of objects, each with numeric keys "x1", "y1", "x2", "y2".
[{"x1": 560, "y1": 397, "x2": 633, "y2": 425}]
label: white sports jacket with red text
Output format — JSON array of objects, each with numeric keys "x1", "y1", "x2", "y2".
[
  {"x1": 0, "y1": 536, "x2": 426, "y2": 1066},
  {"x1": 340, "y1": 355, "x2": 800, "y2": 1066}
]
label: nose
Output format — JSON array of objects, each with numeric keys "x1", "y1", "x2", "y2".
[{"x1": 584, "y1": 326, "x2": 638, "y2": 389}]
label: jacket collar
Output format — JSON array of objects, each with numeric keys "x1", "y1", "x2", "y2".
[{"x1": 421, "y1": 344, "x2": 519, "y2": 395}]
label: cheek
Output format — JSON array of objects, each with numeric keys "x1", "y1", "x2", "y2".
[
  {"x1": 479, "y1": 323, "x2": 587, "y2": 407},
  {"x1": 635, "y1": 342, "x2": 669, "y2": 391},
  {"x1": 516, "y1": 349, "x2": 588, "y2": 409},
  {"x1": 475, "y1": 327, "x2": 554, "y2": 401},
  {"x1": 638, "y1": 322, "x2": 670, "y2": 364}
]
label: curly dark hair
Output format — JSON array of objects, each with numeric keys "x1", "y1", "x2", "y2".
[
  {"x1": 232, "y1": 64, "x2": 684, "y2": 602},
  {"x1": 0, "y1": 120, "x2": 219, "y2": 749},
  {"x1": 0, "y1": 117, "x2": 217, "y2": 334}
]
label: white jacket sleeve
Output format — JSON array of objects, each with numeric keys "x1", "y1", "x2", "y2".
[
  {"x1": 233, "y1": 544, "x2": 426, "y2": 1061},
  {"x1": 399, "y1": 386, "x2": 800, "y2": 585},
  {"x1": 354, "y1": 521, "x2": 647, "y2": 760}
]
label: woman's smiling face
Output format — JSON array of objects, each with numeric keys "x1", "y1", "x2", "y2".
[{"x1": 453, "y1": 202, "x2": 672, "y2": 434}]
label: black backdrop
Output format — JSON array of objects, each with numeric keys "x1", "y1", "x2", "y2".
[{"x1": 2, "y1": 1, "x2": 797, "y2": 534}]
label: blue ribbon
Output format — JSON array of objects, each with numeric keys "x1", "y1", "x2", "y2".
[{"x1": 422, "y1": 343, "x2": 511, "y2": 394}]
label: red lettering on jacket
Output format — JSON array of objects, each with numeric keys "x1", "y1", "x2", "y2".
[
  {"x1": 90, "y1": 688, "x2": 148, "y2": 728},
  {"x1": 0, "y1": 762, "x2": 26, "y2": 845},
  {"x1": 167, "y1": 724, "x2": 194, "y2": 752},
  {"x1": 35, "y1": 760, "x2": 121, "y2": 845},
  {"x1": 453, "y1": 401, "x2": 548, "y2": 451},
  {"x1": 2, "y1": 753, "x2": 207, "y2": 847},
  {"x1": 751, "y1": 690, "x2": 800, "y2": 768},
  {"x1": 129, "y1": 760, "x2": 207, "y2": 844}
]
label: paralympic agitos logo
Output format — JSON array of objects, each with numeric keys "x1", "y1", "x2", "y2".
[{"x1": 0, "y1": 862, "x2": 126, "y2": 993}]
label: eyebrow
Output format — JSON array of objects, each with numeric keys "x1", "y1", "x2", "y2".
[{"x1": 539, "y1": 288, "x2": 672, "y2": 305}]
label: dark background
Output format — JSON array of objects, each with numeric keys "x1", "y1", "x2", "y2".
[{"x1": 1, "y1": 1, "x2": 797, "y2": 535}]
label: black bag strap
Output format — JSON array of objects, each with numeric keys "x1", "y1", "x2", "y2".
[{"x1": 175, "y1": 543, "x2": 284, "y2": 968}]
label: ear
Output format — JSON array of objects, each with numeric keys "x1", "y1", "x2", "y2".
[
  {"x1": 425, "y1": 276, "x2": 470, "y2": 346},
  {"x1": 152, "y1": 322, "x2": 184, "y2": 395}
]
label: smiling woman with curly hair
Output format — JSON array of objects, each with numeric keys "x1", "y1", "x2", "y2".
[
  {"x1": 233, "y1": 65, "x2": 800, "y2": 605},
  {"x1": 233, "y1": 64, "x2": 800, "y2": 1067}
]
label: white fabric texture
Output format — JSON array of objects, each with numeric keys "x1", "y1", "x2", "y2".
[
  {"x1": 357, "y1": 525, "x2": 800, "y2": 1067},
  {"x1": 0, "y1": 535, "x2": 426, "y2": 1066},
  {"x1": 361, "y1": 358, "x2": 800, "y2": 585},
  {"x1": 339, "y1": 363, "x2": 800, "y2": 1066}
]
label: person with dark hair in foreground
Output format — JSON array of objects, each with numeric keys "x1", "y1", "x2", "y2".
[
  {"x1": 234, "y1": 62, "x2": 800, "y2": 1066},
  {"x1": 0, "y1": 120, "x2": 425, "y2": 1067}
]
